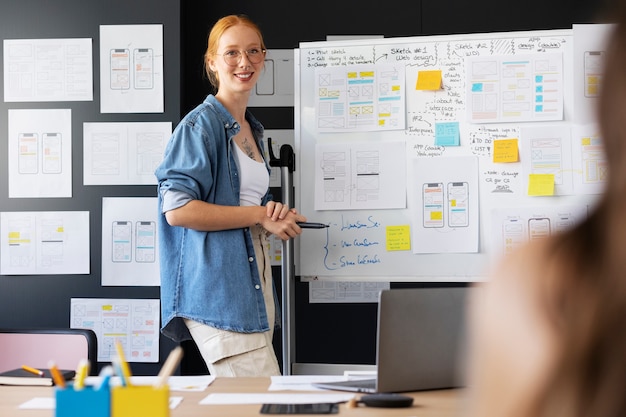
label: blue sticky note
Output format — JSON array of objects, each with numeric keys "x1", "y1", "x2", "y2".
[{"x1": 435, "y1": 122, "x2": 460, "y2": 146}]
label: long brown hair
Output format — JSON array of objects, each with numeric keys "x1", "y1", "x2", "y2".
[
  {"x1": 204, "y1": 14, "x2": 266, "y2": 89},
  {"x1": 526, "y1": 4, "x2": 626, "y2": 416}
]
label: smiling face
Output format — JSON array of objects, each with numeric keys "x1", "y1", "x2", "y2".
[{"x1": 208, "y1": 23, "x2": 265, "y2": 96}]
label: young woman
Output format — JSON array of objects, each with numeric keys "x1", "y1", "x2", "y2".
[
  {"x1": 155, "y1": 15, "x2": 307, "y2": 377},
  {"x1": 466, "y1": 5, "x2": 626, "y2": 416}
]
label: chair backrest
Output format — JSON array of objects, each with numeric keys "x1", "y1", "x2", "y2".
[{"x1": 0, "y1": 328, "x2": 98, "y2": 375}]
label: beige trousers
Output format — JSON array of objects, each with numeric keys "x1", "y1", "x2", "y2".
[{"x1": 184, "y1": 225, "x2": 281, "y2": 377}]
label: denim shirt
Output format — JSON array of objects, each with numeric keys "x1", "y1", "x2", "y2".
[{"x1": 155, "y1": 94, "x2": 274, "y2": 342}]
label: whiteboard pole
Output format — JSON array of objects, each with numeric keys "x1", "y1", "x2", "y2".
[{"x1": 269, "y1": 139, "x2": 296, "y2": 375}]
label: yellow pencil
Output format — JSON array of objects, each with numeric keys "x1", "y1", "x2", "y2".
[
  {"x1": 73, "y1": 359, "x2": 90, "y2": 390},
  {"x1": 48, "y1": 361, "x2": 66, "y2": 388},
  {"x1": 114, "y1": 339, "x2": 133, "y2": 386}
]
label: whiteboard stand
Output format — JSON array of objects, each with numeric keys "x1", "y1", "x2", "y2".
[{"x1": 269, "y1": 138, "x2": 296, "y2": 375}]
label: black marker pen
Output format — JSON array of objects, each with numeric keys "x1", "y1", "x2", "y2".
[{"x1": 296, "y1": 222, "x2": 330, "y2": 229}]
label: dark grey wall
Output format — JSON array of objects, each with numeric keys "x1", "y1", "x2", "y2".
[{"x1": 0, "y1": 0, "x2": 181, "y2": 375}]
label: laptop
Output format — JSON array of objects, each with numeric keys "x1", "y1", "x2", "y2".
[{"x1": 312, "y1": 287, "x2": 471, "y2": 393}]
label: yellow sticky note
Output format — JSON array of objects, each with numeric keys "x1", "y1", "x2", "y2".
[
  {"x1": 528, "y1": 174, "x2": 555, "y2": 196},
  {"x1": 416, "y1": 70, "x2": 442, "y2": 90},
  {"x1": 493, "y1": 139, "x2": 519, "y2": 163},
  {"x1": 386, "y1": 225, "x2": 411, "y2": 251},
  {"x1": 430, "y1": 211, "x2": 443, "y2": 220}
]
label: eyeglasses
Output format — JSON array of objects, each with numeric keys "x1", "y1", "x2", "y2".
[{"x1": 218, "y1": 48, "x2": 266, "y2": 66}]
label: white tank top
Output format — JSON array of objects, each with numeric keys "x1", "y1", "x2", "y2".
[{"x1": 233, "y1": 142, "x2": 269, "y2": 206}]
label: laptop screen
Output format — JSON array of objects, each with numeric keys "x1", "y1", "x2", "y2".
[
  {"x1": 375, "y1": 287, "x2": 470, "y2": 393},
  {"x1": 312, "y1": 287, "x2": 471, "y2": 393}
]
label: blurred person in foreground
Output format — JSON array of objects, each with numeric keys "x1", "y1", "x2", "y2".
[{"x1": 465, "y1": 5, "x2": 626, "y2": 417}]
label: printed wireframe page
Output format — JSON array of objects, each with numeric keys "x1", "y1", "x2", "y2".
[
  {"x1": 100, "y1": 25, "x2": 164, "y2": 113},
  {"x1": 3, "y1": 38, "x2": 92, "y2": 102},
  {"x1": 101, "y1": 197, "x2": 160, "y2": 286},
  {"x1": 0, "y1": 211, "x2": 89, "y2": 275},
  {"x1": 8, "y1": 109, "x2": 72, "y2": 198}
]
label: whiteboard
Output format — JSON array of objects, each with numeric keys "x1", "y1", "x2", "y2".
[{"x1": 294, "y1": 28, "x2": 606, "y2": 282}]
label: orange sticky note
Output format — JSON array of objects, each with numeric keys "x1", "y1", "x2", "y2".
[
  {"x1": 493, "y1": 139, "x2": 519, "y2": 163},
  {"x1": 416, "y1": 70, "x2": 442, "y2": 90},
  {"x1": 528, "y1": 174, "x2": 555, "y2": 196}
]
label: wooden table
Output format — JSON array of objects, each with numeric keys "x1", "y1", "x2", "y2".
[{"x1": 0, "y1": 377, "x2": 463, "y2": 416}]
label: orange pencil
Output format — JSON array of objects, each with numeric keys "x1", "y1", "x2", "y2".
[
  {"x1": 48, "y1": 360, "x2": 66, "y2": 388},
  {"x1": 21, "y1": 364, "x2": 44, "y2": 377}
]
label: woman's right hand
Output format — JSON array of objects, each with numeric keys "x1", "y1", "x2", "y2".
[{"x1": 262, "y1": 201, "x2": 306, "y2": 240}]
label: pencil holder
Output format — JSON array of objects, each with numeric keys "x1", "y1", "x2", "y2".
[
  {"x1": 111, "y1": 385, "x2": 169, "y2": 417},
  {"x1": 55, "y1": 385, "x2": 111, "y2": 417}
]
